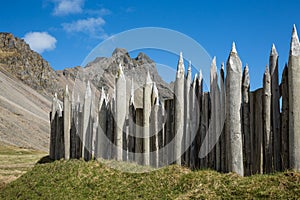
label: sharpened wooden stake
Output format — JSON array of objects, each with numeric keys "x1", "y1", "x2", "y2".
[
  {"x1": 225, "y1": 42, "x2": 244, "y2": 176},
  {"x1": 288, "y1": 25, "x2": 300, "y2": 171},
  {"x1": 174, "y1": 52, "x2": 185, "y2": 165}
]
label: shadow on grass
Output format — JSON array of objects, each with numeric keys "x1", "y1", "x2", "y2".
[
  {"x1": 36, "y1": 155, "x2": 54, "y2": 164},
  {"x1": 0, "y1": 182, "x2": 5, "y2": 190}
]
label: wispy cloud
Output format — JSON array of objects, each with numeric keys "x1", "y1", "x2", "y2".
[
  {"x1": 62, "y1": 17, "x2": 107, "y2": 39},
  {"x1": 23, "y1": 32, "x2": 57, "y2": 53},
  {"x1": 52, "y1": 0, "x2": 84, "y2": 16},
  {"x1": 85, "y1": 8, "x2": 111, "y2": 16},
  {"x1": 125, "y1": 7, "x2": 135, "y2": 13},
  {"x1": 49, "y1": 0, "x2": 111, "y2": 39}
]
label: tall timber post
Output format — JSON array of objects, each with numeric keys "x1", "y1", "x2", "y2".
[
  {"x1": 115, "y1": 63, "x2": 126, "y2": 161},
  {"x1": 174, "y1": 52, "x2": 185, "y2": 165},
  {"x1": 143, "y1": 71, "x2": 152, "y2": 165},
  {"x1": 288, "y1": 25, "x2": 300, "y2": 172},
  {"x1": 225, "y1": 42, "x2": 244, "y2": 176}
]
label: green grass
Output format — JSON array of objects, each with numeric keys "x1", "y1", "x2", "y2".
[{"x1": 1, "y1": 159, "x2": 299, "y2": 199}]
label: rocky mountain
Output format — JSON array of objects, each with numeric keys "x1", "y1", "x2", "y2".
[
  {"x1": 82, "y1": 48, "x2": 173, "y2": 107},
  {"x1": 0, "y1": 33, "x2": 59, "y2": 97},
  {"x1": 0, "y1": 33, "x2": 173, "y2": 151}
]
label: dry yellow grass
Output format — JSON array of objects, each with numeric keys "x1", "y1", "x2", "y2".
[{"x1": 0, "y1": 142, "x2": 46, "y2": 189}]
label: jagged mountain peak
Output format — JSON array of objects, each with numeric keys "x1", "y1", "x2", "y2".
[
  {"x1": 82, "y1": 48, "x2": 173, "y2": 107},
  {"x1": 112, "y1": 48, "x2": 128, "y2": 57},
  {"x1": 136, "y1": 52, "x2": 153, "y2": 63}
]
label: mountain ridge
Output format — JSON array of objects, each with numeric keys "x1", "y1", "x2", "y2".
[{"x1": 0, "y1": 32, "x2": 173, "y2": 150}]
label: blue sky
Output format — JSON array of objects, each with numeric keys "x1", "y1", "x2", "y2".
[{"x1": 1, "y1": 0, "x2": 300, "y2": 89}]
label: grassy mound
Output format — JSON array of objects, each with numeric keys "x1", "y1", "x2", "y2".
[{"x1": 1, "y1": 159, "x2": 300, "y2": 199}]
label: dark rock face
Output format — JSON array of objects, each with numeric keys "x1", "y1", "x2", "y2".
[{"x1": 0, "y1": 33, "x2": 59, "y2": 96}]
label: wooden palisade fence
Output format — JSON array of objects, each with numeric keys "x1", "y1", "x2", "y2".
[{"x1": 50, "y1": 26, "x2": 300, "y2": 176}]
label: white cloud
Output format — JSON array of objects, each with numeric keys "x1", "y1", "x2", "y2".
[
  {"x1": 62, "y1": 17, "x2": 106, "y2": 38},
  {"x1": 52, "y1": 0, "x2": 84, "y2": 16},
  {"x1": 23, "y1": 32, "x2": 57, "y2": 53}
]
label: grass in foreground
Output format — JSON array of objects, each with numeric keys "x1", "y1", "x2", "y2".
[
  {"x1": 1, "y1": 159, "x2": 300, "y2": 199},
  {"x1": 0, "y1": 143, "x2": 46, "y2": 189}
]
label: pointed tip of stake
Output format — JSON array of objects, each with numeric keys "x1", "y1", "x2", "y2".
[
  {"x1": 178, "y1": 51, "x2": 183, "y2": 65},
  {"x1": 154, "y1": 87, "x2": 160, "y2": 106},
  {"x1": 153, "y1": 82, "x2": 159, "y2": 100},
  {"x1": 243, "y1": 64, "x2": 249, "y2": 77},
  {"x1": 293, "y1": 24, "x2": 297, "y2": 32},
  {"x1": 99, "y1": 88, "x2": 104, "y2": 109},
  {"x1": 130, "y1": 95, "x2": 134, "y2": 105},
  {"x1": 118, "y1": 63, "x2": 125, "y2": 79},
  {"x1": 199, "y1": 70, "x2": 203, "y2": 81},
  {"x1": 271, "y1": 44, "x2": 278, "y2": 55},
  {"x1": 291, "y1": 24, "x2": 300, "y2": 56},
  {"x1": 193, "y1": 73, "x2": 198, "y2": 81},
  {"x1": 292, "y1": 24, "x2": 299, "y2": 42},
  {"x1": 187, "y1": 61, "x2": 192, "y2": 79},
  {"x1": 212, "y1": 56, "x2": 216, "y2": 65},
  {"x1": 292, "y1": 24, "x2": 299, "y2": 41},
  {"x1": 85, "y1": 81, "x2": 91, "y2": 97},
  {"x1": 177, "y1": 51, "x2": 185, "y2": 73},
  {"x1": 265, "y1": 65, "x2": 269, "y2": 74},
  {"x1": 188, "y1": 60, "x2": 192, "y2": 71},
  {"x1": 221, "y1": 62, "x2": 225, "y2": 70},
  {"x1": 101, "y1": 87, "x2": 105, "y2": 98},
  {"x1": 211, "y1": 57, "x2": 217, "y2": 79},
  {"x1": 211, "y1": 56, "x2": 217, "y2": 69},
  {"x1": 146, "y1": 70, "x2": 152, "y2": 84},
  {"x1": 130, "y1": 79, "x2": 135, "y2": 105},
  {"x1": 243, "y1": 64, "x2": 250, "y2": 87},
  {"x1": 231, "y1": 42, "x2": 237, "y2": 54},
  {"x1": 245, "y1": 64, "x2": 249, "y2": 72},
  {"x1": 65, "y1": 85, "x2": 69, "y2": 97}
]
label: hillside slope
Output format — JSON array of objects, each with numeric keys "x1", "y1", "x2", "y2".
[
  {"x1": 1, "y1": 160, "x2": 299, "y2": 199},
  {"x1": 0, "y1": 69, "x2": 51, "y2": 151}
]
